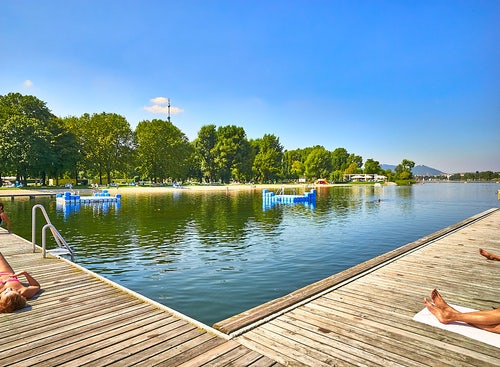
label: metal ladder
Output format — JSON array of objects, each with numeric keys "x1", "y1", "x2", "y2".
[{"x1": 32, "y1": 204, "x2": 75, "y2": 261}]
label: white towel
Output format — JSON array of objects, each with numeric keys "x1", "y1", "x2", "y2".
[{"x1": 413, "y1": 305, "x2": 500, "y2": 348}]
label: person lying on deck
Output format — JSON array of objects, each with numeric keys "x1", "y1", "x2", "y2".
[
  {"x1": 424, "y1": 289, "x2": 500, "y2": 334},
  {"x1": 480, "y1": 248, "x2": 500, "y2": 261},
  {"x1": 0, "y1": 252, "x2": 40, "y2": 313}
]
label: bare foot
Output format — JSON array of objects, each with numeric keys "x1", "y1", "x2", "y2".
[
  {"x1": 480, "y1": 248, "x2": 500, "y2": 261},
  {"x1": 430, "y1": 289, "x2": 456, "y2": 309},
  {"x1": 424, "y1": 289, "x2": 457, "y2": 324}
]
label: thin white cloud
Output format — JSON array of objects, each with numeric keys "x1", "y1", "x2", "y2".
[
  {"x1": 144, "y1": 105, "x2": 184, "y2": 114},
  {"x1": 144, "y1": 96, "x2": 184, "y2": 115},
  {"x1": 24, "y1": 80, "x2": 33, "y2": 87},
  {"x1": 150, "y1": 96, "x2": 169, "y2": 105}
]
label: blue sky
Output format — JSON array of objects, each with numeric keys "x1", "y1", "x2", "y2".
[{"x1": 1, "y1": 0, "x2": 499, "y2": 173}]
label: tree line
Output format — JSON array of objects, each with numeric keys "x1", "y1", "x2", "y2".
[{"x1": 4, "y1": 92, "x2": 489, "y2": 187}]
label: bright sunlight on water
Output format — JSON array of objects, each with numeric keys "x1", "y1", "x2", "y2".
[{"x1": 5, "y1": 183, "x2": 499, "y2": 326}]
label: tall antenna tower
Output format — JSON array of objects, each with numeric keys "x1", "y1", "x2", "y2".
[{"x1": 167, "y1": 98, "x2": 171, "y2": 122}]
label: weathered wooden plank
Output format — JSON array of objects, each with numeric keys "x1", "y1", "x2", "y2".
[
  {"x1": 240, "y1": 325, "x2": 351, "y2": 367},
  {"x1": 233, "y1": 209, "x2": 500, "y2": 367},
  {"x1": 138, "y1": 332, "x2": 228, "y2": 367},
  {"x1": 287, "y1": 306, "x2": 456, "y2": 367},
  {"x1": 175, "y1": 341, "x2": 253, "y2": 367},
  {"x1": 63, "y1": 321, "x2": 196, "y2": 366},
  {"x1": 2, "y1": 208, "x2": 499, "y2": 366},
  {"x1": 0, "y1": 232, "x2": 285, "y2": 367},
  {"x1": 262, "y1": 320, "x2": 396, "y2": 367},
  {"x1": 214, "y1": 208, "x2": 499, "y2": 334},
  {"x1": 104, "y1": 329, "x2": 216, "y2": 366},
  {"x1": 283, "y1": 307, "x2": 466, "y2": 367},
  {"x1": 1, "y1": 302, "x2": 151, "y2": 353},
  {"x1": 6, "y1": 314, "x2": 179, "y2": 366},
  {"x1": 228, "y1": 349, "x2": 274, "y2": 367}
]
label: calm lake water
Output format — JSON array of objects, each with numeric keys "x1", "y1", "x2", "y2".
[{"x1": 4, "y1": 183, "x2": 500, "y2": 326}]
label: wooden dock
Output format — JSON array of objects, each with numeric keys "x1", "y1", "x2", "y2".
[
  {"x1": 0, "y1": 233, "x2": 283, "y2": 366},
  {"x1": 0, "y1": 192, "x2": 57, "y2": 200},
  {"x1": 0, "y1": 188, "x2": 93, "y2": 200},
  {"x1": 1, "y1": 208, "x2": 499, "y2": 366},
  {"x1": 215, "y1": 208, "x2": 500, "y2": 366}
]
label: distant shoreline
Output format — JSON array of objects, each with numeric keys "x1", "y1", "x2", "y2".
[{"x1": 0, "y1": 182, "x2": 372, "y2": 197}]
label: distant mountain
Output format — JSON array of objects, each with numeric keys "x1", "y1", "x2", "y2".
[
  {"x1": 380, "y1": 164, "x2": 397, "y2": 172},
  {"x1": 380, "y1": 164, "x2": 444, "y2": 176},
  {"x1": 412, "y1": 165, "x2": 444, "y2": 176}
]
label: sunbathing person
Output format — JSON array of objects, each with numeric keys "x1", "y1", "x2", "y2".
[
  {"x1": 424, "y1": 289, "x2": 500, "y2": 334},
  {"x1": 0, "y1": 252, "x2": 41, "y2": 313},
  {"x1": 479, "y1": 248, "x2": 500, "y2": 261},
  {"x1": 0, "y1": 202, "x2": 12, "y2": 232}
]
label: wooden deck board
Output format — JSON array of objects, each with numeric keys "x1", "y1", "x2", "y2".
[
  {"x1": 214, "y1": 209, "x2": 499, "y2": 334},
  {"x1": 2, "y1": 208, "x2": 499, "y2": 366},
  {"x1": 140, "y1": 333, "x2": 229, "y2": 367},
  {"x1": 0, "y1": 231, "x2": 285, "y2": 367},
  {"x1": 228, "y1": 208, "x2": 500, "y2": 367},
  {"x1": 304, "y1": 298, "x2": 493, "y2": 366},
  {"x1": 105, "y1": 330, "x2": 217, "y2": 366},
  {"x1": 287, "y1": 306, "x2": 453, "y2": 367}
]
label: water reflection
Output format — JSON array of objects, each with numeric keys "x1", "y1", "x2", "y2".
[
  {"x1": 6, "y1": 183, "x2": 499, "y2": 325},
  {"x1": 56, "y1": 201, "x2": 121, "y2": 219}
]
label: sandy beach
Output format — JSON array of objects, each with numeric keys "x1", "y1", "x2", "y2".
[{"x1": 0, "y1": 182, "x2": 347, "y2": 197}]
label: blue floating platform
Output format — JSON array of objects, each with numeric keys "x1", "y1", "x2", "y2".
[
  {"x1": 56, "y1": 190, "x2": 121, "y2": 204},
  {"x1": 262, "y1": 188, "x2": 316, "y2": 207}
]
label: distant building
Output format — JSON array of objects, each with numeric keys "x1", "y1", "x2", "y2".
[{"x1": 343, "y1": 174, "x2": 387, "y2": 182}]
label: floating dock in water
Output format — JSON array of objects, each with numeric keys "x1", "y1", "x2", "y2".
[
  {"x1": 262, "y1": 188, "x2": 316, "y2": 208},
  {"x1": 56, "y1": 189, "x2": 121, "y2": 204}
]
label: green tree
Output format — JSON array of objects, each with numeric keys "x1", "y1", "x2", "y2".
[
  {"x1": 252, "y1": 134, "x2": 283, "y2": 183},
  {"x1": 186, "y1": 147, "x2": 203, "y2": 182},
  {"x1": 331, "y1": 147, "x2": 350, "y2": 172},
  {"x1": 364, "y1": 158, "x2": 382, "y2": 174},
  {"x1": 135, "y1": 119, "x2": 192, "y2": 182},
  {"x1": 0, "y1": 93, "x2": 57, "y2": 185},
  {"x1": 290, "y1": 160, "x2": 305, "y2": 178},
  {"x1": 283, "y1": 148, "x2": 311, "y2": 180},
  {"x1": 0, "y1": 92, "x2": 54, "y2": 122},
  {"x1": 0, "y1": 115, "x2": 52, "y2": 186},
  {"x1": 395, "y1": 159, "x2": 415, "y2": 180},
  {"x1": 344, "y1": 162, "x2": 360, "y2": 174},
  {"x1": 304, "y1": 146, "x2": 332, "y2": 180},
  {"x1": 60, "y1": 115, "x2": 89, "y2": 184},
  {"x1": 330, "y1": 148, "x2": 363, "y2": 181},
  {"x1": 348, "y1": 153, "x2": 363, "y2": 169},
  {"x1": 193, "y1": 124, "x2": 218, "y2": 182},
  {"x1": 80, "y1": 112, "x2": 134, "y2": 184},
  {"x1": 48, "y1": 118, "x2": 81, "y2": 185},
  {"x1": 213, "y1": 125, "x2": 252, "y2": 183},
  {"x1": 384, "y1": 168, "x2": 394, "y2": 182}
]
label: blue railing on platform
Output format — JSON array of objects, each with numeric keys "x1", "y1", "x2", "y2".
[{"x1": 262, "y1": 188, "x2": 316, "y2": 210}]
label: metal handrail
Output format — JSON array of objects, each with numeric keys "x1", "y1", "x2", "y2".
[
  {"x1": 32, "y1": 204, "x2": 74, "y2": 261},
  {"x1": 41, "y1": 224, "x2": 74, "y2": 261}
]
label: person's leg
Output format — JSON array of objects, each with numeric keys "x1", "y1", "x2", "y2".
[
  {"x1": 424, "y1": 289, "x2": 458, "y2": 323},
  {"x1": 0, "y1": 252, "x2": 14, "y2": 274},
  {"x1": 479, "y1": 248, "x2": 500, "y2": 261},
  {"x1": 425, "y1": 289, "x2": 500, "y2": 333}
]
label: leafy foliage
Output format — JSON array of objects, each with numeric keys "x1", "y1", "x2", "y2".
[
  {"x1": 193, "y1": 125, "x2": 218, "y2": 182},
  {"x1": 213, "y1": 125, "x2": 252, "y2": 183},
  {"x1": 5, "y1": 92, "x2": 477, "y2": 187},
  {"x1": 136, "y1": 119, "x2": 192, "y2": 182},
  {"x1": 395, "y1": 159, "x2": 415, "y2": 180},
  {"x1": 251, "y1": 134, "x2": 283, "y2": 183},
  {"x1": 0, "y1": 93, "x2": 56, "y2": 185},
  {"x1": 304, "y1": 146, "x2": 332, "y2": 180}
]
